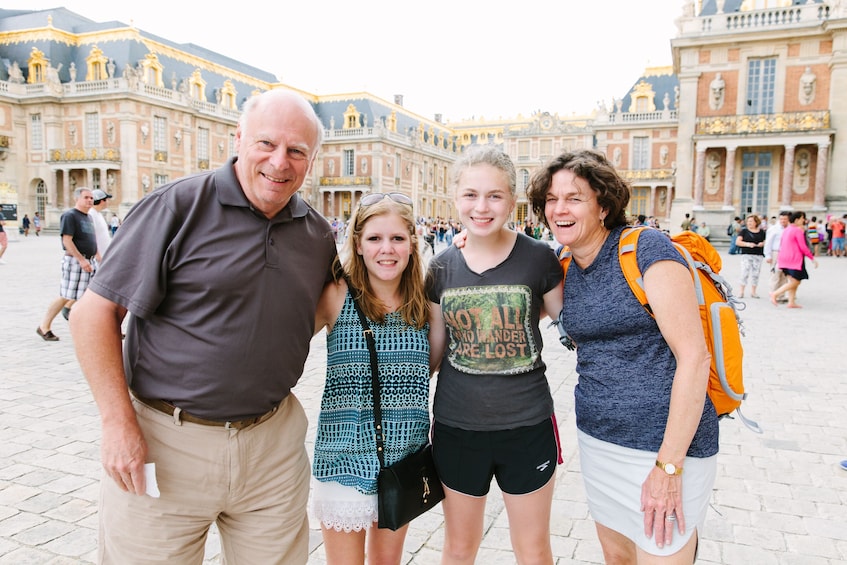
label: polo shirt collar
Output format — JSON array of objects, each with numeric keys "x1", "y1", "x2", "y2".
[{"x1": 215, "y1": 157, "x2": 310, "y2": 222}]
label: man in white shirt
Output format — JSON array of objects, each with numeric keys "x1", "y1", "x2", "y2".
[
  {"x1": 764, "y1": 211, "x2": 790, "y2": 303},
  {"x1": 89, "y1": 189, "x2": 113, "y2": 257}
]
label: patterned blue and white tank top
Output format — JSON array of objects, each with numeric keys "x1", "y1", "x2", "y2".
[{"x1": 312, "y1": 290, "x2": 430, "y2": 495}]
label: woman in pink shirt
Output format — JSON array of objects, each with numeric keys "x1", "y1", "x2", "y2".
[{"x1": 771, "y1": 211, "x2": 818, "y2": 308}]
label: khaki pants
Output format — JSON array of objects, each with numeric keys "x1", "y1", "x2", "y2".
[
  {"x1": 769, "y1": 252, "x2": 787, "y2": 297},
  {"x1": 99, "y1": 394, "x2": 310, "y2": 564}
]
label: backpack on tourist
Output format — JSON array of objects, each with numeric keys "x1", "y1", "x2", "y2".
[{"x1": 555, "y1": 227, "x2": 762, "y2": 433}]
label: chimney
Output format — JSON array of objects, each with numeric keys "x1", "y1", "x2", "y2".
[{"x1": 394, "y1": 95, "x2": 404, "y2": 106}]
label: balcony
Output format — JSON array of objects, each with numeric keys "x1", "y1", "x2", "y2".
[
  {"x1": 618, "y1": 169, "x2": 675, "y2": 182},
  {"x1": 682, "y1": 2, "x2": 830, "y2": 35},
  {"x1": 319, "y1": 176, "x2": 373, "y2": 187},
  {"x1": 696, "y1": 111, "x2": 830, "y2": 136},
  {"x1": 154, "y1": 151, "x2": 168, "y2": 162},
  {"x1": 601, "y1": 110, "x2": 678, "y2": 124},
  {"x1": 48, "y1": 147, "x2": 121, "y2": 163}
]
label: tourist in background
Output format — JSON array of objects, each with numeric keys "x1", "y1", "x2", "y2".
[
  {"x1": 771, "y1": 211, "x2": 818, "y2": 308},
  {"x1": 736, "y1": 214, "x2": 765, "y2": 298}
]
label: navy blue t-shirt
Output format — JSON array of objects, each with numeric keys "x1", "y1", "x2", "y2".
[{"x1": 562, "y1": 226, "x2": 719, "y2": 457}]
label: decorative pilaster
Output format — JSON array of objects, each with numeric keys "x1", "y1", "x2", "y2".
[
  {"x1": 693, "y1": 146, "x2": 706, "y2": 209},
  {"x1": 649, "y1": 185, "x2": 657, "y2": 217},
  {"x1": 723, "y1": 147, "x2": 736, "y2": 209},
  {"x1": 781, "y1": 144, "x2": 796, "y2": 208},
  {"x1": 813, "y1": 143, "x2": 829, "y2": 210}
]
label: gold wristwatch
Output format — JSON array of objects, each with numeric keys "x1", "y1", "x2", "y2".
[{"x1": 655, "y1": 459, "x2": 683, "y2": 475}]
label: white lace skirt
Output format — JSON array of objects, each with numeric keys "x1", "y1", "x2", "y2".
[{"x1": 310, "y1": 478, "x2": 378, "y2": 532}]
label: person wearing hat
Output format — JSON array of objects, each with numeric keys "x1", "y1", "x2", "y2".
[
  {"x1": 89, "y1": 188, "x2": 113, "y2": 257},
  {"x1": 59, "y1": 188, "x2": 114, "y2": 323}
]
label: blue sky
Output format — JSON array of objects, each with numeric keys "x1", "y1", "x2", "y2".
[{"x1": 25, "y1": 0, "x2": 683, "y2": 122}]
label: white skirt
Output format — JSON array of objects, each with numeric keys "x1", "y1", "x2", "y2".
[
  {"x1": 309, "y1": 478, "x2": 378, "y2": 533},
  {"x1": 577, "y1": 429, "x2": 717, "y2": 556}
]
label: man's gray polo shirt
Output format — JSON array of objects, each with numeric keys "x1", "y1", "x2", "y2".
[{"x1": 88, "y1": 159, "x2": 336, "y2": 420}]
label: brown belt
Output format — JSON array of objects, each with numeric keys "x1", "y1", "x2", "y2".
[{"x1": 133, "y1": 395, "x2": 278, "y2": 430}]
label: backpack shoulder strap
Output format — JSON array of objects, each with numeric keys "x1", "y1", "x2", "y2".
[{"x1": 617, "y1": 226, "x2": 652, "y2": 315}]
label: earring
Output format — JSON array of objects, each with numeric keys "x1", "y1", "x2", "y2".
[{"x1": 600, "y1": 217, "x2": 605, "y2": 226}]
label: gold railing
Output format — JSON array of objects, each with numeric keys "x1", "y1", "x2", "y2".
[
  {"x1": 696, "y1": 111, "x2": 830, "y2": 135},
  {"x1": 154, "y1": 151, "x2": 168, "y2": 162},
  {"x1": 618, "y1": 168, "x2": 675, "y2": 181},
  {"x1": 0, "y1": 135, "x2": 9, "y2": 148},
  {"x1": 319, "y1": 176, "x2": 372, "y2": 186},
  {"x1": 48, "y1": 147, "x2": 121, "y2": 162}
]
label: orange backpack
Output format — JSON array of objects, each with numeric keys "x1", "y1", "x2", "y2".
[{"x1": 556, "y1": 227, "x2": 761, "y2": 433}]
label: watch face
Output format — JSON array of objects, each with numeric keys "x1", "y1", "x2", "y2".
[{"x1": 664, "y1": 463, "x2": 677, "y2": 475}]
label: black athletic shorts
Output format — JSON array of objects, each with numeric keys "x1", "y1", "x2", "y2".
[{"x1": 432, "y1": 417, "x2": 560, "y2": 496}]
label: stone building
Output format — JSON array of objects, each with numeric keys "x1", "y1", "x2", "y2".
[
  {"x1": 670, "y1": 0, "x2": 844, "y2": 233},
  {"x1": 3, "y1": 2, "x2": 847, "y2": 236}
]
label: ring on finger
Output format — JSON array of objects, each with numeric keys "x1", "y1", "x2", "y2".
[{"x1": 666, "y1": 512, "x2": 677, "y2": 522}]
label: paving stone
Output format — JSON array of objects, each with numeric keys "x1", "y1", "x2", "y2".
[{"x1": 1, "y1": 233, "x2": 845, "y2": 563}]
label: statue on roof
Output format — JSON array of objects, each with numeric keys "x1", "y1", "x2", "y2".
[{"x1": 6, "y1": 61, "x2": 24, "y2": 84}]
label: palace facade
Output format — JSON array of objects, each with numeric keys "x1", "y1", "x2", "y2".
[{"x1": 2, "y1": 1, "x2": 846, "y2": 237}]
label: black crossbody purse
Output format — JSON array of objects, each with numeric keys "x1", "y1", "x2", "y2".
[{"x1": 349, "y1": 293, "x2": 444, "y2": 531}]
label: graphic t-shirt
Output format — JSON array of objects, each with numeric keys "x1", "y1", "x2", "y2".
[{"x1": 426, "y1": 233, "x2": 563, "y2": 431}]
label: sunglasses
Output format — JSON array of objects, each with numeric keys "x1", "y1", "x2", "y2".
[{"x1": 359, "y1": 192, "x2": 413, "y2": 208}]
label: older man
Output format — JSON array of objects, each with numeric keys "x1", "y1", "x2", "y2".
[
  {"x1": 70, "y1": 90, "x2": 336, "y2": 564},
  {"x1": 37, "y1": 187, "x2": 96, "y2": 341},
  {"x1": 764, "y1": 211, "x2": 791, "y2": 303}
]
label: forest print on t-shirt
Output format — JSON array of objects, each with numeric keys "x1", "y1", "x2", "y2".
[{"x1": 441, "y1": 284, "x2": 539, "y2": 375}]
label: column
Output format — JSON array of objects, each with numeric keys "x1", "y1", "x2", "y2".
[
  {"x1": 100, "y1": 167, "x2": 108, "y2": 191},
  {"x1": 59, "y1": 169, "x2": 68, "y2": 207},
  {"x1": 723, "y1": 146, "x2": 736, "y2": 209},
  {"x1": 813, "y1": 142, "x2": 829, "y2": 210},
  {"x1": 693, "y1": 146, "x2": 706, "y2": 209},
  {"x1": 665, "y1": 186, "x2": 673, "y2": 219},
  {"x1": 649, "y1": 185, "x2": 657, "y2": 217},
  {"x1": 781, "y1": 144, "x2": 796, "y2": 209}
]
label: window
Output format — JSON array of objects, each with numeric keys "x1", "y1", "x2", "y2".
[
  {"x1": 539, "y1": 139, "x2": 553, "y2": 160},
  {"x1": 85, "y1": 46, "x2": 108, "y2": 81},
  {"x1": 343, "y1": 149, "x2": 355, "y2": 176},
  {"x1": 30, "y1": 114, "x2": 43, "y2": 150},
  {"x1": 36, "y1": 180, "x2": 47, "y2": 216},
  {"x1": 197, "y1": 127, "x2": 209, "y2": 160},
  {"x1": 632, "y1": 137, "x2": 650, "y2": 170},
  {"x1": 153, "y1": 117, "x2": 167, "y2": 152},
  {"x1": 229, "y1": 133, "x2": 236, "y2": 158},
  {"x1": 154, "y1": 174, "x2": 169, "y2": 188},
  {"x1": 86, "y1": 113, "x2": 100, "y2": 147},
  {"x1": 518, "y1": 140, "x2": 530, "y2": 158},
  {"x1": 518, "y1": 169, "x2": 530, "y2": 192},
  {"x1": 740, "y1": 151, "x2": 771, "y2": 216},
  {"x1": 746, "y1": 58, "x2": 776, "y2": 115},
  {"x1": 630, "y1": 187, "x2": 648, "y2": 216}
]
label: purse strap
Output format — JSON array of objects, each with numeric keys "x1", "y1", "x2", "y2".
[{"x1": 349, "y1": 290, "x2": 388, "y2": 470}]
